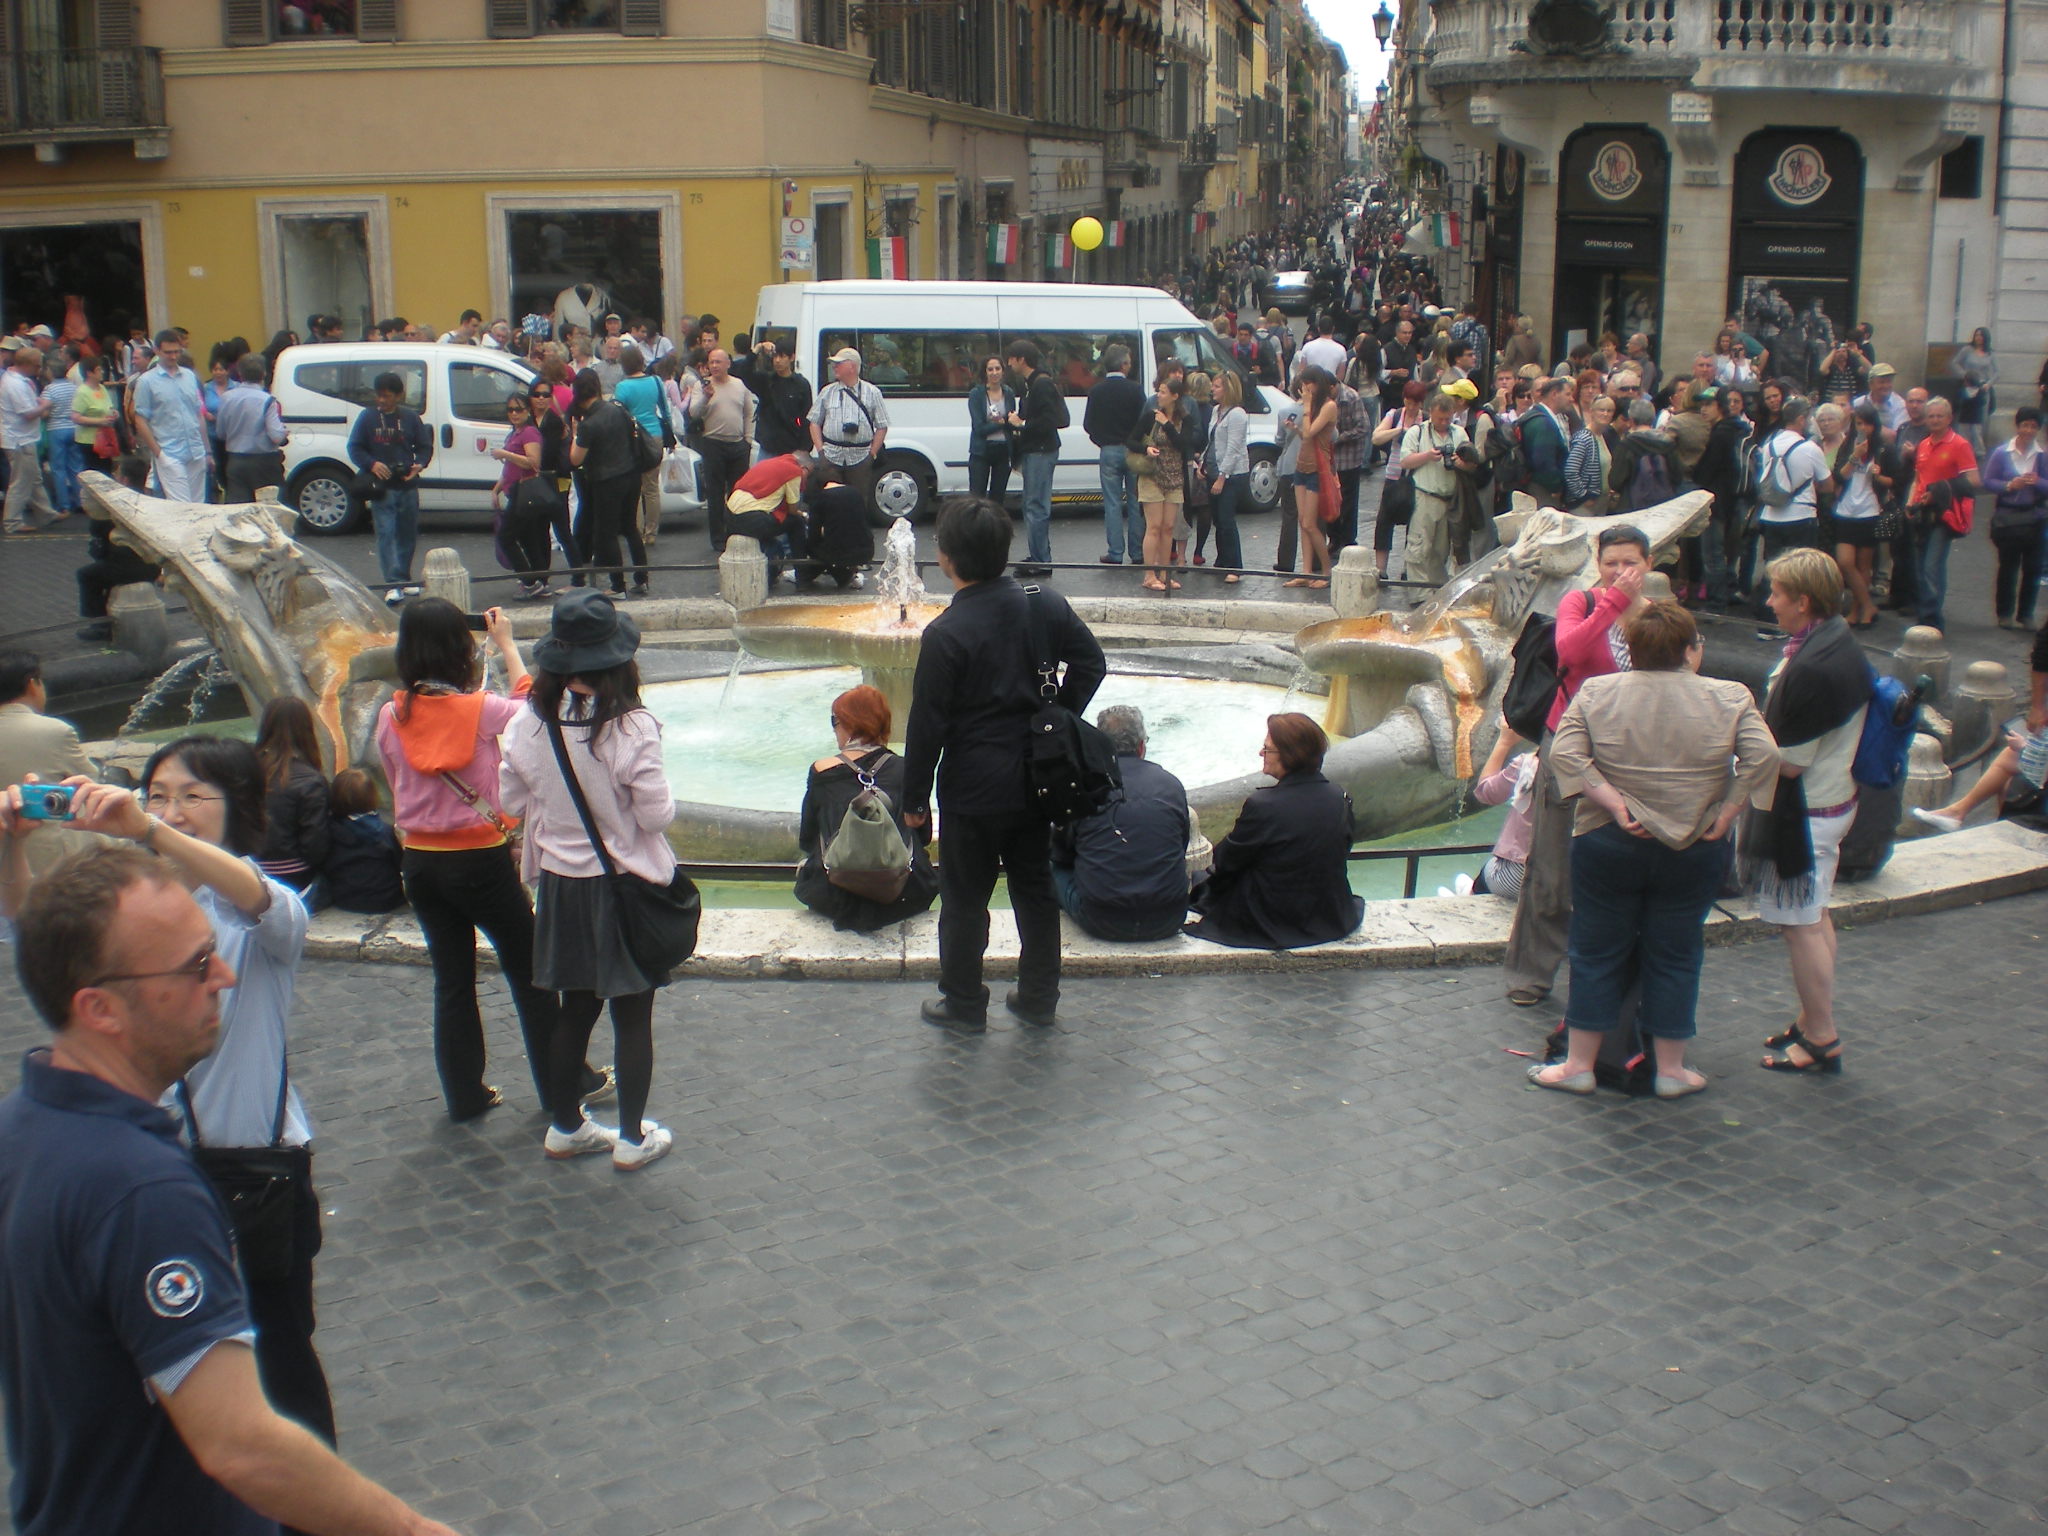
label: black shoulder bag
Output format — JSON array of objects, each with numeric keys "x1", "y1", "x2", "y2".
[
  {"x1": 1023, "y1": 588, "x2": 1120, "y2": 825},
  {"x1": 544, "y1": 714, "x2": 701, "y2": 982},
  {"x1": 177, "y1": 1065, "x2": 308, "y2": 1284},
  {"x1": 619, "y1": 398, "x2": 664, "y2": 474}
]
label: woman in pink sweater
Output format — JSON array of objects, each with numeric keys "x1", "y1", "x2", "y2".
[{"x1": 1502, "y1": 525, "x2": 1652, "y2": 1006}]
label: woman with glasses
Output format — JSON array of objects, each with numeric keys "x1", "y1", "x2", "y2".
[
  {"x1": 0, "y1": 738, "x2": 335, "y2": 1446},
  {"x1": 1185, "y1": 712, "x2": 1364, "y2": 950},
  {"x1": 490, "y1": 388, "x2": 558, "y2": 599}
]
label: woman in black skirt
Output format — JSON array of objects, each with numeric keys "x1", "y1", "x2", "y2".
[{"x1": 500, "y1": 592, "x2": 678, "y2": 1171}]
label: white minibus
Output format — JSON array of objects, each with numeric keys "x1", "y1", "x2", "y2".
[{"x1": 749, "y1": 281, "x2": 1290, "y2": 523}]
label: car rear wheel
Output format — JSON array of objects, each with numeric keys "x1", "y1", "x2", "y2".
[
  {"x1": 871, "y1": 451, "x2": 934, "y2": 526},
  {"x1": 288, "y1": 464, "x2": 363, "y2": 536},
  {"x1": 1247, "y1": 447, "x2": 1281, "y2": 514}
]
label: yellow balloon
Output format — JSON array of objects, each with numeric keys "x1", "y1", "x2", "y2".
[{"x1": 1071, "y1": 216, "x2": 1104, "y2": 252}]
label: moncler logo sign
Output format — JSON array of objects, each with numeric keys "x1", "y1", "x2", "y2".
[
  {"x1": 1768, "y1": 144, "x2": 1831, "y2": 206},
  {"x1": 1588, "y1": 141, "x2": 1642, "y2": 201}
]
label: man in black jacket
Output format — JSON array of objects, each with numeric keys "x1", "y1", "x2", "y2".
[
  {"x1": 1083, "y1": 344, "x2": 1145, "y2": 566},
  {"x1": 1004, "y1": 341, "x2": 1066, "y2": 576},
  {"x1": 1050, "y1": 706, "x2": 1190, "y2": 941},
  {"x1": 1691, "y1": 387, "x2": 1750, "y2": 608},
  {"x1": 741, "y1": 338, "x2": 814, "y2": 459},
  {"x1": 904, "y1": 496, "x2": 1106, "y2": 1030}
]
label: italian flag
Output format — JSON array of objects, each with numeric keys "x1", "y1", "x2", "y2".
[
  {"x1": 1046, "y1": 234, "x2": 1074, "y2": 268},
  {"x1": 1105, "y1": 221, "x2": 1125, "y2": 248},
  {"x1": 866, "y1": 236, "x2": 908, "y2": 280},
  {"x1": 987, "y1": 222, "x2": 1020, "y2": 265},
  {"x1": 1432, "y1": 211, "x2": 1462, "y2": 249}
]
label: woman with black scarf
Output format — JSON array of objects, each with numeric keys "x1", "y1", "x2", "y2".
[{"x1": 1749, "y1": 548, "x2": 1873, "y2": 1075}]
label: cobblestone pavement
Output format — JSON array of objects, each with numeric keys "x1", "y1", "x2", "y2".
[{"x1": 3, "y1": 895, "x2": 2045, "y2": 1534}]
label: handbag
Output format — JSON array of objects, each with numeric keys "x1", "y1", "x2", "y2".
[
  {"x1": 177, "y1": 1066, "x2": 307, "y2": 1285},
  {"x1": 544, "y1": 715, "x2": 701, "y2": 981},
  {"x1": 93, "y1": 424, "x2": 121, "y2": 460},
  {"x1": 822, "y1": 750, "x2": 912, "y2": 902},
  {"x1": 620, "y1": 400, "x2": 664, "y2": 474},
  {"x1": 1379, "y1": 472, "x2": 1416, "y2": 526},
  {"x1": 1023, "y1": 588, "x2": 1121, "y2": 826}
]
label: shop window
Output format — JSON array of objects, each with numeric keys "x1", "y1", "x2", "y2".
[
  {"x1": 505, "y1": 207, "x2": 663, "y2": 341},
  {"x1": 225, "y1": 1, "x2": 399, "y2": 44},
  {"x1": 273, "y1": 212, "x2": 375, "y2": 340},
  {"x1": 0, "y1": 218, "x2": 148, "y2": 345},
  {"x1": 484, "y1": 0, "x2": 663, "y2": 37},
  {"x1": 449, "y1": 361, "x2": 526, "y2": 424},
  {"x1": 1939, "y1": 137, "x2": 1984, "y2": 200}
]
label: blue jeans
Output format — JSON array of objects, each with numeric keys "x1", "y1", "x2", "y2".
[
  {"x1": 1211, "y1": 473, "x2": 1247, "y2": 570},
  {"x1": 1917, "y1": 524, "x2": 1958, "y2": 631},
  {"x1": 371, "y1": 483, "x2": 421, "y2": 586},
  {"x1": 44, "y1": 435, "x2": 83, "y2": 513},
  {"x1": 1565, "y1": 823, "x2": 1730, "y2": 1041},
  {"x1": 1098, "y1": 444, "x2": 1140, "y2": 561},
  {"x1": 1018, "y1": 449, "x2": 1056, "y2": 565}
]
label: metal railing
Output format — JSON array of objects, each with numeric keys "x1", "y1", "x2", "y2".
[{"x1": 0, "y1": 47, "x2": 167, "y2": 138}]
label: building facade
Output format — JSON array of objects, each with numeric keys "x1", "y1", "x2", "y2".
[
  {"x1": 0, "y1": 0, "x2": 1342, "y2": 350},
  {"x1": 1384, "y1": 0, "x2": 2040, "y2": 392}
]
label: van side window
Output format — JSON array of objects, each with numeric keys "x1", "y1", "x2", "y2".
[
  {"x1": 450, "y1": 362, "x2": 525, "y2": 424},
  {"x1": 1152, "y1": 328, "x2": 1269, "y2": 415},
  {"x1": 819, "y1": 329, "x2": 997, "y2": 397},
  {"x1": 999, "y1": 331, "x2": 1141, "y2": 396},
  {"x1": 294, "y1": 360, "x2": 426, "y2": 411}
]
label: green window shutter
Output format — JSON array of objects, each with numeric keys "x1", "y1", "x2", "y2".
[
  {"x1": 620, "y1": 0, "x2": 664, "y2": 35},
  {"x1": 223, "y1": 0, "x2": 272, "y2": 46},
  {"x1": 97, "y1": 0, "x2": 137, "y2": 47},
  {"x1": 356, "y1": 0, "x2": 400, "y2": 40},
  {"x1": 487, "y1": 0, "x2": 536, "y2": 38}
]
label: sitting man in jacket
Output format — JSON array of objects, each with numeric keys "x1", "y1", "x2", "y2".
[{"x1": 1049, "y1": 705, "x2": 1191, "y2": 942}]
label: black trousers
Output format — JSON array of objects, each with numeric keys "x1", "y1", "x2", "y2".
[
  {"x1": 401, "y1": 844, "x2": 560, "y2": 1115},
  {"x1": 222, "y1": 450, "x2": 285, "y2": 504},
  {"x1": 77, "y1": 548, "x2": 160, "y2": 617},
  {"x1": 1993, "y1": 525, "x2": 2043, "y2": 623},
  {"x1": 937, "y1": 810, "x2": 1061, "y2": 1013},
  {"x1": 1332, "y1": 466, "x2": 1362, "y2": 554},
  {"x1": 696, "y1": 437, "x2": 752, "y2": 549},
  {"x1": 580, "y1": 470, "x2": 647, "y2": 592},
  {"x1": 250, "y1": 1174, "x2": 335, "y2": 1446}
]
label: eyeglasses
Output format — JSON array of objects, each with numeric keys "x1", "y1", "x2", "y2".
[
  {"x1": 91, "y1": 942, "x2": 220, "y2": 989},
  {"x1": 144, "y1": 790, "x2": 224, "y2": 814},
  {"x1": 1259, "y1": 744, "x2": 1279, "y2": 757}
]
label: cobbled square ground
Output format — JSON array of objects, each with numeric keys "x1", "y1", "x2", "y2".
[{"x1": 3, "y1": 895, "x2": 2046, "y2": 1534}]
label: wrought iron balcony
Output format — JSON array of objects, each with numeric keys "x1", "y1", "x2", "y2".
[
  {"x1": 0, "y1": 48, "x2": 169, "y2": 158},
  {"x1": 1423, "y1": 0, "x2": 1963, "y2": 88}
]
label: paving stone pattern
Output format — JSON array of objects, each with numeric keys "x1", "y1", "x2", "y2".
[{"x1": 3, "y1": 898, "x2": 2047, "y2": 1534}]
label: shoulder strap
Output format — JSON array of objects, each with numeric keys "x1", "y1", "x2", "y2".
[
  {"x1": 836, "y1": 748, "x2": 881, "y2": 790},
  {"x1": 1023, "y1": 586, "x2": 1058, "y2": 701},
  {"x1": 176, "y1": 1051, "x2": 290, "y2": 1150},
  {"x1": 439, "y1": 769, "x2": 515, "y2": 840},
  {"x1": 543, "y1": 714, "x2": 619, "y2": 878}
]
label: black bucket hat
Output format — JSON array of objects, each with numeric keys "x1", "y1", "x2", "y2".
[{"x1": 532, "y1": 591, "x2": 640, "y2": 674}]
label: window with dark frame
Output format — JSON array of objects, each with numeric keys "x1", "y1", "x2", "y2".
[
  {"x1": 1938, "y1": 137, "x2": 1984, "y2": 200},
  {"x1": 484, "y1": 0, "x2": 663, "y2": 38},
  {"x1": 225, "y1": 0, "x2": 399, "y2": 44}
]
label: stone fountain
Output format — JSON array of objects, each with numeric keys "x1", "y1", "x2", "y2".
[
  {"x1": 82, "y1": 470, "x2": 395, "y2": 769},
  {"x1": 731, "y1": 518, "x2": 945, "y2": 733}
]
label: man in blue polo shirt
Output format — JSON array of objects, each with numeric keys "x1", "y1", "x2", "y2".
[{"x1": 0, "y1": 845, "x2": 460, "y2": 1536}]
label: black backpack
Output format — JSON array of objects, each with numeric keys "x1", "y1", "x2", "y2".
[
  {"x1": 1500, "y1": 608, "x2": 1565, "y2": 743},
  {"x1": 1023, "y1": 589, "x2": 1120, "y2": 825}
]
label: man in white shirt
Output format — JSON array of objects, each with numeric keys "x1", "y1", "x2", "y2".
[
  {"x1": 437, "y1": 311, "x2": 483, "y2": 346},
  {"x1": 1, "y1": 346, "x2": 56, "y2": 532},
  {"x1": 1750, "y1": 394, "x2": 1832, "y2": 623},
  {"x1": 1294, "y1": 315, "x2": 1348, "y2": 382},
  {"x1": 1853, "y1": 363, "x2": 1907, "y2": 433},
  {"x1": 128, "y1": 331, "x2": 210, "y2": 504}
]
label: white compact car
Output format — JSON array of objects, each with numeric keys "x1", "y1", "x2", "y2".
[{"x1": 272, "y1": 342, "x2": 701, "y2": 536}]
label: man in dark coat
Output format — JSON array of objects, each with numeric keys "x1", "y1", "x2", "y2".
[
  {"x1": 1049, "y1": 706, "x2": 1190, "y2": 941},
  {"x1": 904, "y1": 495, "x2": 1105, "y2": 1030}
]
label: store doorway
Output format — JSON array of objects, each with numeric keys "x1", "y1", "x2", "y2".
[{"x1": 0, "y1": 219, "x2": 147, "y2": 348}]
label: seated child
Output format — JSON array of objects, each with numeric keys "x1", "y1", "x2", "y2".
[{"x1": 324, "y1": 767, "x2": 406, "y2": 914}]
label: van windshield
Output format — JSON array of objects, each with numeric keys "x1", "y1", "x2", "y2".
[
  {"x1": 1151, "y1": 328, "x2": 1270, "y2": 415},
  {"x1": 816, "y1": 328, "x2": 1140, "y2": 397}
]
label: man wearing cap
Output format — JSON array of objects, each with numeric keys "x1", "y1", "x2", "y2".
[
  {"x1": 2, "y1": 344, "x2": 57, "y2": 533},
  {"x1": 1854, "y1": 364, "x2": 1907, "y2": 433},
  {"x1": 808, "y1": 347, "x2": 889, "y2": 517}
]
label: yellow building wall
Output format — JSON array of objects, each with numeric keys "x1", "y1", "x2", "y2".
[{"x1": 2, "y1": 174, "x2": 953, "y2": 348}]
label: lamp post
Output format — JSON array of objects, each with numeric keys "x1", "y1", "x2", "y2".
[{"x1": 1372, "y1": 2, "x2": 1394, "y2": 49}]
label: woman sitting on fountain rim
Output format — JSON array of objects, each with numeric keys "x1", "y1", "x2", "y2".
[
  {"x1": 1529, "y1": 602, "x2": 1780, "y2": 1099},
  {"x1": 1185, "y1": 712, "x2": 1364, "y2": 951},
  {"x1": 794, "y1": 683, "x2": 938, "y2": 932}
]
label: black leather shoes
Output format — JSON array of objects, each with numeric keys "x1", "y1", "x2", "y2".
[
  {"x1": 921, "y1": 997, "x2": 987, "y2": 1032},
  {"x1": 1004, "y1": 990, "x2": 1058, "y2": 1027}
]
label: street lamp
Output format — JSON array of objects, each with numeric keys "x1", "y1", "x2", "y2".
[
  {"x1": 1372, "y1": 2, "x2": 1394, "y2": 48},
  {"x1": 1374, "y1": 80, "x2": 1387, "y2": 106},
  {"x1": 1106, "y1": 52, "x2": 1170, "y2": 104}
]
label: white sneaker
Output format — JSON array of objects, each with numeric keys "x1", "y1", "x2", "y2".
[
  {"x1": 1911, "y1": 808, "x2": 1963, "y2": 834},
  {"x1": 543, "y1": 1118, "x2": 618, "y2": 1159},
  {"x1": 851, "y1": 571, "x2": 866, "y2": 589},
  {"x1": 613, "y1": 1121, "x2": 673, "y2": 1171}
]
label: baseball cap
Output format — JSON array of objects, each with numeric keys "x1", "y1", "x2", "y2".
[
  {"x1": 0, "y1": 337, "x2": 21, "y2": 353},
  {"x1": 1869, "y1": 363, "x2": 1896, "y2": 378},
  {"x1": 25, "y1": 324, "x2": 54, "y2": 340},
  {"x1": 828, "y1": 346, "x2": 862, "y2": 366},
  {"x1": 1443, "y1": 378, "x2": 1479, "y2": 401},
  {"x1": 1693, "y1": 385, "x2": 1721, "y2": 405}
]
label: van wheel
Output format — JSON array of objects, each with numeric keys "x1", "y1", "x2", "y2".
[
  {"x1": 871, "y1": 452, "x2": 933, "y2": 526},
  {"x1": 289, "y1": 465, "x2": 363, "y2": 536},
  {"x1": 1247, "y1": 447, "x2": 1281, "y2": 514}
]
